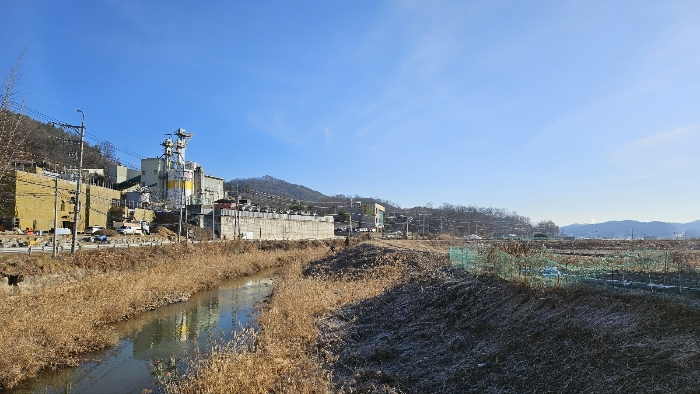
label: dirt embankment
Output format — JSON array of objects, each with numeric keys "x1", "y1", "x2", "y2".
[{"x1": 312, "y1": 243, "x2": 700, "y2": 393}]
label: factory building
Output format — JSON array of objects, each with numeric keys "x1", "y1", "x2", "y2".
[
  {"x1": 108, "y1": 165, "x2": 140, "y2": 185},
  {"x1": 0, "y1": 127, "x2": 333, "y2": 240},
  {"x1": 192, "y1": 168, "x2": 225, "y2": 206},
  {"x1": 134, "y1": 130, "x2": 224, "y2": 209},
  {"x1": 0, "y1": 168, "x2": 152, "y2": 232}
]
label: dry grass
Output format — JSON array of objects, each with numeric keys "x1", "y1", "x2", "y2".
[
  {"x1": 168, "y1": 241, "x2": 700, "y2": 394},
  {"x1": 0, "y1": 240, "x2": 340, "y2": 390},
  {"x1": 317, "y1": 272, "x2": 700, "y2": 393},
  {"x1": 168, "y1": 243, "x2": 444, "y2": 393}
]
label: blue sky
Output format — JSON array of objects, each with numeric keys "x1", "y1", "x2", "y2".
[{"x1": 2, "y1": 1, "x2": 699, "y2": 226}]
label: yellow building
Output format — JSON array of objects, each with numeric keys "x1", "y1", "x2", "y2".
[
  {"x1": 0, "y1": 169, "x2": 133, "y2": 232},
  {"x1": 85, "y1": 182, "x2": 121, "y2": 228}
]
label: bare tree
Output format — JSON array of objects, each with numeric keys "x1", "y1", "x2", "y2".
[
  {"x1": 0, "y1": 51, "x2": 29, "y2": 182},
  {"x1": 535, "y1": 220, "x2": 559, "y2": 237}
]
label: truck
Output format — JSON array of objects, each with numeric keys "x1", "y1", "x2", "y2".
[
  {"x1": 116, "y1": 225, "x2": 142, "y2": 235},
  {"x1": 113, "y1": 221, "x2": 150, "y2": 235}
]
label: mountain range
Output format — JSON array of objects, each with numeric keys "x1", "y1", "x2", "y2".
[
  {"x1": 227, "y1": 176, "x2": 700, "y2": 240},
  {"x1": 561, "y1": 220, "x2": 700, "y2": 239}
]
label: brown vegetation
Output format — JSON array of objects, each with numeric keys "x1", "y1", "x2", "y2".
[
  {"x1": 0, "y1": 239, "x2": 341, "y2": 390},
  {"x1": 169, "y1": 241, "x2": 700, "y2": 394},
  {"x1": 167, "y1": 243, "x2": 444, "y2": 393}
]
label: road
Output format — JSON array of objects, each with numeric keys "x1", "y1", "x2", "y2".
[{"x1": 0, "y1": 239, "x2": 184, "y2": 255}]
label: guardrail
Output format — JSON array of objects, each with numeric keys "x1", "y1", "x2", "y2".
[{"x1": 0, "y1": 239, "x2": 209, "y2": 255}]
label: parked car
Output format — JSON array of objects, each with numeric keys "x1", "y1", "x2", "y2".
[
  {"x1": 116, "y1": 225, "x2": 142, "y2": 235},
  {"x1": 84, "y1": 225, "x2": 106, "y2": 235}
]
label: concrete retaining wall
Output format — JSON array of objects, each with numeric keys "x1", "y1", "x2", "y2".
[{"x1": 217, "y1": 210, "x2": 334, "y2": 240}]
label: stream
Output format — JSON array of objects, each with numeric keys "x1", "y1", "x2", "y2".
[{"x1": 10, "y1": 270, "x2": 278, "y2": 393}]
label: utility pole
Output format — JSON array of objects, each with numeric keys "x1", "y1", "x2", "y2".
[
  {"x1": 54, "y1": 110, "x2": 85, "y2": 254},
  {"x1": 211, "y1": 190, "x2": 215, "y2": 241},
  {"x1": 236, "y1": 189, "x2": 241, "y2": 238},
  {"x1": 178, "y1": 186, "x2": 182, "y2": 243},
  {"x1": 72, "y1": 110, "x2": 85, "y2": 253},
  {"x1": 178, "y1": 173, "x2": 185, "y2": 243},
  {"x1": 53, "y1": 178, "x2": 58, "y2": 257}
]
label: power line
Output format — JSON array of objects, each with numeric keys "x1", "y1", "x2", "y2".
[
  {"x1": 6, "y1": 99, "x2": 145, "y2": 168},
  {"x1": 84, "y1": 131, "x2": 143, "y2": 159},
  {"x1": 6, "y1": 99, "x2": 62, "y2": 125},
  {"x1": 17, "y1": 87, "x2": 77, "y2": 110}
]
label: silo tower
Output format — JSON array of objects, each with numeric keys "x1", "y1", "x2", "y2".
[{"x1": 165, "y1": 128, "x2": 195, "y2": 209}]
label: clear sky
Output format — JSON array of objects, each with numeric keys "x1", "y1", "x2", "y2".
[{"x1": 2, "y1": 1, "x2": 699, "y2": 226}]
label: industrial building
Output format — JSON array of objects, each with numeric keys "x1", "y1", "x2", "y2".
[
  {"x1": 0, "y1": 168, "x2": 153, "y2": 232},
  {"x1": 0, "y1": 128, "x2": 333, "y2": 240},
  {"x1": 115, "y1": 129, "x2": 225, "y2": 209},
  {"x1": 0, "y1": 129, "x2": 219, "y2": 233}
]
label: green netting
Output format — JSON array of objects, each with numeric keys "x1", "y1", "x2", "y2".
[
  {"x1": 450, "y1": 246, "x2": 700, "y2": 294},
  {"x1": 449, "y1": 246, "x2": 477, "y2": 269}
]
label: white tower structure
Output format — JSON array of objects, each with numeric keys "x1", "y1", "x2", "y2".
[{"x1": 165, "y1": 128, "x2": 194, "y2": 209}]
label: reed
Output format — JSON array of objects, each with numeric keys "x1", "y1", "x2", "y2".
[
  {"x1": 0, "y1": 240, "x2": 336, "y2": 390},
  {"x1": 168, "y1": 244, "x2": 424, "y2": 393}
]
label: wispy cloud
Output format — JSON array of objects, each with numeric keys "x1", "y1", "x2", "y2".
[
  {"x1": 610, "y1": 123, "x2": 700, "y2": 174},
  {"x1": 630, "y1": 124, "x2": 700, "y2": 147},
  {"x1": 323, "y1": 128, "x2": 332, "y2": 145}
]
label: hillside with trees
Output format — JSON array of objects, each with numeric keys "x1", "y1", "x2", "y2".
[
  {"x1": 226, "y1": 176, "x2": 557, "y2": 238},
  {"x1": 226, "y1": 175, "x2": 329, "y2": 203},
  {"x1": 1, "y1": 56, "x2": 118, "y2": 180}
]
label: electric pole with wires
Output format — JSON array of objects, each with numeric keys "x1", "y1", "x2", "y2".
[{"x1": 54, "y1": 109, "x2": 85, "y2": 253}]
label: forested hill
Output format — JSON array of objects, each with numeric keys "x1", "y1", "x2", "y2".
[
  {"x1": 6, "y1": 111, "x2": 118, "y2": 173},
  {"x1": 224, "y1": 175, "x2": 557, "y2": 238},
  {"x1": 226, "y1": 176, "x2": 330, "y2": 202}
]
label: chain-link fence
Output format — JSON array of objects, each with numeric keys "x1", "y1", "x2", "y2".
[{"x1": 450, "y1": 245, "x2": 700, "y2": 296}]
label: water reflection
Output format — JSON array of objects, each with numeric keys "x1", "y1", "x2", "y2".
[{"x1": 10, "y1": 272, "x2": 277, "y2": 394}]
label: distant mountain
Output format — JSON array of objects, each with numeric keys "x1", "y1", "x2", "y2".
[
  {"x1": 561, "y1": 220, "x2": 700, "y2": 239},
  {"x1": 226, "y1": 175, "x2": 402, "y2": 214},
  {"x1": 226, "y1": 175, "x2": 330, "y2": 203}
]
